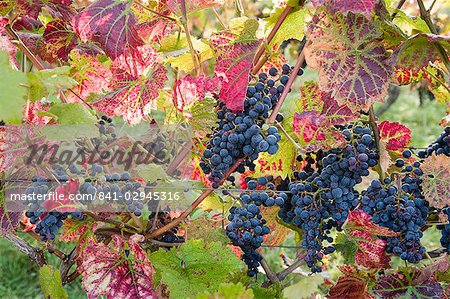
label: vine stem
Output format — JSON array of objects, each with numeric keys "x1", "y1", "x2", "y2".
[
  {"x1": 166, "y1": 140, "x2": 193, "y2": 175},
  {"x1": 211, "y1": 7, "x2": 227, "y2": 29},
  {"x1": 368, "y1": 105, "x2": 385, "y2": 181},
  {"x1": 267, "y1": 40, "x2": 307, "y2": 124},
  {"x1": 417, "y1": 0, "x2": 450, "y2": 74},
  {"x1": 144, "y1": 158, "x2": 244, "y2": 240},
  {"x1": 252, "y1": 5, "x2": 292, "y2": 66},
  {"x1": 180, "y1": 0, "x2": 201, "y2": 76},
  {"x1": 260, "y1": 258, "x2": 279, "y2": 284},
  {"x1": 84, "y1": 212, "x2": 139, "y2": 232},
  {"x1": 5, "y1": 24, "x2": 45, "y2": 70},
  {"x1": 391, "y1": 0, "x2": 407, "y2": 19}
]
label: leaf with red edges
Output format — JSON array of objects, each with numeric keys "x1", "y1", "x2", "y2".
[
  {"x1": 310, "y1": 0, "x2": 377, "y2": 19},
  {"x1": 328, "y1": 275, "x2": 375, "y2": 299},
  {"x1": 23, "y1": 100, "x2": 52, "y2": 125},
  {"x1": 69, "y1": 51, "x2": 112, "y2": 101},
  {"x1": 420, "y1": 154, "x2": 450, "y2": 209},
  {"x1": 0, "y1": 17, "x2": 18, "y2": 68},
  {"x1": 80, "y1": 234, "x2": 157, "y2": 299},
  {"x1": 167, "y1": 0, "x2": 224, "y2": 14},
  {"x1": 43, "y1": 19, "x2": 78, "y2": 62},
  {"x1": 72, "y1": 0, "x2": 143, "y2": 59},
  {"x1": 210, "y1": 32, "x2": 259, "y2": 111},
  {"x1": 374, "y1": 268, "x2": 443, "y2": 299},
  {"x1": 260, "y1": 207, "x2": 288, "y2": 246},
  {"x1": 305, "y1": 11, "x2": 393, "y2": 112},
  {"x1": 378, "y1": 121, "x2": 411, "y2": 151},
  {"x1": 93, "y1": 45, "x2": 167, "y2": 124},
  {"x1": 347, "y1": 210, "x2": 399, "y2": 237},
  {"x1": 0, "y1": 207, "x2": 21, "y2": 235},
  {"x1": 395, "y1": 33, "x2": 450, "y2": 71},
  {"x1": 12, "y1": 17, "x2": 43, "y2": 31},
  {"x1": 172, "y1": 74, "x2": 221, "y2": 112},
  {"x1": 16, "y1": 0, "x2": 43, "y2": 18}
]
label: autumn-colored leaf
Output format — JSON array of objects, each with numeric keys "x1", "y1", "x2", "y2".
[
  {"x1": 23, "y1": 100, "x2": 52, "y2": 125},
  {"x1": 420, "y1": 154, "x2": 450, "y2": 209},
  {"x1": 395, "y1": 33, "x2": 450, "y2": 71},
  {"x1": 310, "y1": 0, "x2": 378, "y2": 19},
  {"x1": 374, "y1": 268, "x2": 444, "y2": 299},
  {"x1": 43, "y1": 19, "x2": 78, "y2": 62},
  {"x1": 0, "y1": 17, "x2": 18, "y2": 68},
  {"x1": 0, "y1": 206, "x2": 21, "y2": 235},
  {"x1": 346, "y1": 210, "x2": 398, "y2": 237},
  {"x1": 167, "y1": 0, "x2": 224, "y2": 14},
  {"x1": 93, "y1": 45, "x2": 167, "y2": 124},
  {"x1": 172, "y1": 75, "x2": 221, "y2": 113},
  {"x1": 210, "y1": 30, "x2": 259, "y2": 111},
  {"x1": 305, "y1": 11, "x2": 393, "y2": 112},
  {"x1": 378, "y1": 120, "x2": 412, "y2": 151},
  {"x1": 328, "y1": 275, "x2": 375, "y2": 299},
  {"x1": 72, "y1": 0, "x2": 143, "y2": 59},
  {"x1": 260, "y1": 206, "x2": 289, "y2": 246},
  {"x1": 68, "y1": 51, "x2": 112, "y2": 101},
  {"x1": 80, "y1": 234, "x2": 157, "y2": 299},
  {"x1": 378, "y1": 140, "x2": 393, "y2": 174}
]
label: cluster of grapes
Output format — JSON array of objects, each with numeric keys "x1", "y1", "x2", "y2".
[
  {"x1": 361, "y1": 178, "x2": 428, "y2": 263},
  {"x1": 438, "y1": 208, "x2": 450, "y2": 252},
  {"x1": 201, "y1": 65, "x2": 303, "y2": 188},
  {"x1": 26, "y1": 204, "x2": 85, "y2": 241},
  {"x1": 275, "y1": 124, "x2": 378, "y2": 272},
  {"x1": 226, "y1": 177, "x2": 280, "y2": 276},
  {"x1": 418, "y1": 127, "x2": 450, "y2": 158}
]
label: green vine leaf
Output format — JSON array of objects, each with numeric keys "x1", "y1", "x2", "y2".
[
  {"x1": 420, "y1": 154, "x2": 450, "y2": 209},
  {"x1": 39, "y1": 265, "x2": 68, "y2": 299},
  {"x1": 149, "y1": 239, "x2": 244, "y2": 299}
]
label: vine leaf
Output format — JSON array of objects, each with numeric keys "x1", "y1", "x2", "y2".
[
  {"x1": 394, "y1": 33, "x2": 450, "y2": 71},
  {"x1": 328, "y1": 275, "x2": 375, "y2": 299},
  {"x1": 133, "y1": 0, "x2": 175, "y2": 44},
  {"x1": 43, "y1": 19, "x2": 78, "y2": 62},
  {"x1": 210, "y1": 21, "x2": 260, "y2": 111},
  {"x1": 305, "y1": 11, "x2": 393, "y2": 112},
  {"x1": 378, "y1": 121, "x2": 411, "y2": 151},
  {"x1": 93, "y1": 45, "x2": 168, "y2": 124},
  {"x1": 48, "y1": 103, "x2": 97, "y2": 124},
  {"x1": 149, "y1": 239, "x2": 243, "y2": 299},
  {"x1": 24, "y1": 100, "x2": 52, "y2": 125},
  {"x1": 172, "y1": 75, "x2": 221, "y2": 113},
  {"x1": 264, "y1": 6, "x2": 308, "y2": 47},
  {"x1": 167, "y1": 0, "x2": 224, "y2": 14},
  {"x1": 166, "y1": 38, "x2": 214, "y2": 73},
  {"x1": 80, "y1": 234, "x2": 158, "y2": 299},
  {"x1": 291, "y1": 82, "x2": 357, "y2": 151},
  {"x1": 345, "y1": 210, "x2": 397, "y2": 269},
  {"x1": 374, "y1": 268, "x2": 444, "y2": 299},
  {"x1": 197, "y1": 282, "x2": 254, "y2": 299},
  {"x1": 420, "y1": 154, "x2": 450, "y2": 209},
  {"x1": 0, "y1": 51, "x2": 27, "y2": 123},
  {"x1": 190, "y1": 98, "x2": 218, "y2": 138},
  {"x1": 27, "y1": 66, "x2": 78, "y2": 102},
  {"x1": 0, "y1": 17, "x2": 18, "y2": 67},
  {"x1": 310, "y1": 0, "x2": 378, "y2": 19},
  {"x1": 72, "y1": 0, "x2": 143, "y2": 59},
  {"x1": 0, "y1": 206, "x2": 21, "y2": 235},
  {"x1": 39, "y1": 265, "x2": 68, "y2": 299},
  {"x1": 68, "y1": 51, "x2": 112, "y2": 101},
  {"x1": 260, "y1": 207, "x2": 289, "y2": 246}
]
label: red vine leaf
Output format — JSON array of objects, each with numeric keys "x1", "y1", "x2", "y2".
[
  {"x1": 93, "y1": 45, "x2": 168, "y2": 124},
  {"x1": 305, "y1": 11, "x2": 393, "y2": 112},
  {"x1": 80, "y1": 234, "x2": 157, "y2": 299},
  {"x1": 374, "y1": 268, "x2": 444, "y2": 299},
  {"x1": 378, "y1": 120, "x2": 411, "y2": 151},
  {"x1": 0, "y1": 207, "x2": 21, "y2": 235},
  {"x1": 260, "y1": 206, "x2": 289, "y2": 246},
  {"x1": 23, "y1": 100, "x2": 52, "y2": 125},
  {"x1": 68, "y1": 51, "x2": 112, "y2": 101},
  {"x1": 310, "y1": 0, "x2": 378, "y2": 19},
  {"x1": 43, "y1": 19, "x2": 78, "y2": 62},
  {"x1": 172, "y1": 74, "x2": 221, "y2": 112},
  {"x1": 72, "y1": 0, "x2": 143, "y2": 59},
  {"x1": 347, "y1": 210, "x2": 399, "y2": 237},
  {"x1": 133, "y1": 0, "x2": 175, "y2": 44},
  {"x1": 16, "y1": 0, "x2": 43, "y2": 19},
  {"x1": 167, "y1": 0, "x2": 224, "y2": 14},
  {"x1": 12, "y1": 16, "x2": 43, "y2": 31},
  {"x1": 210, "y1": 32, "x2": 259, "y2": 111},
  {"x1": 394, "y1": 33, "x2": 450, "y2": 71},
  {"x1": 328, "y1": 275, "x2": 375, "y2": 299},
  {"x1": 292, "y1": 82, "x2": 357, "y2": 151},
  {"x1": 346, "y1": 210, "x2": 396, "y2": 269},
  {"x1": 0, "y1": 17, "x2": 18, "y2": 68},
  {"x1": 420, "y1": 154, "x2": 450, "y2": 209}
]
